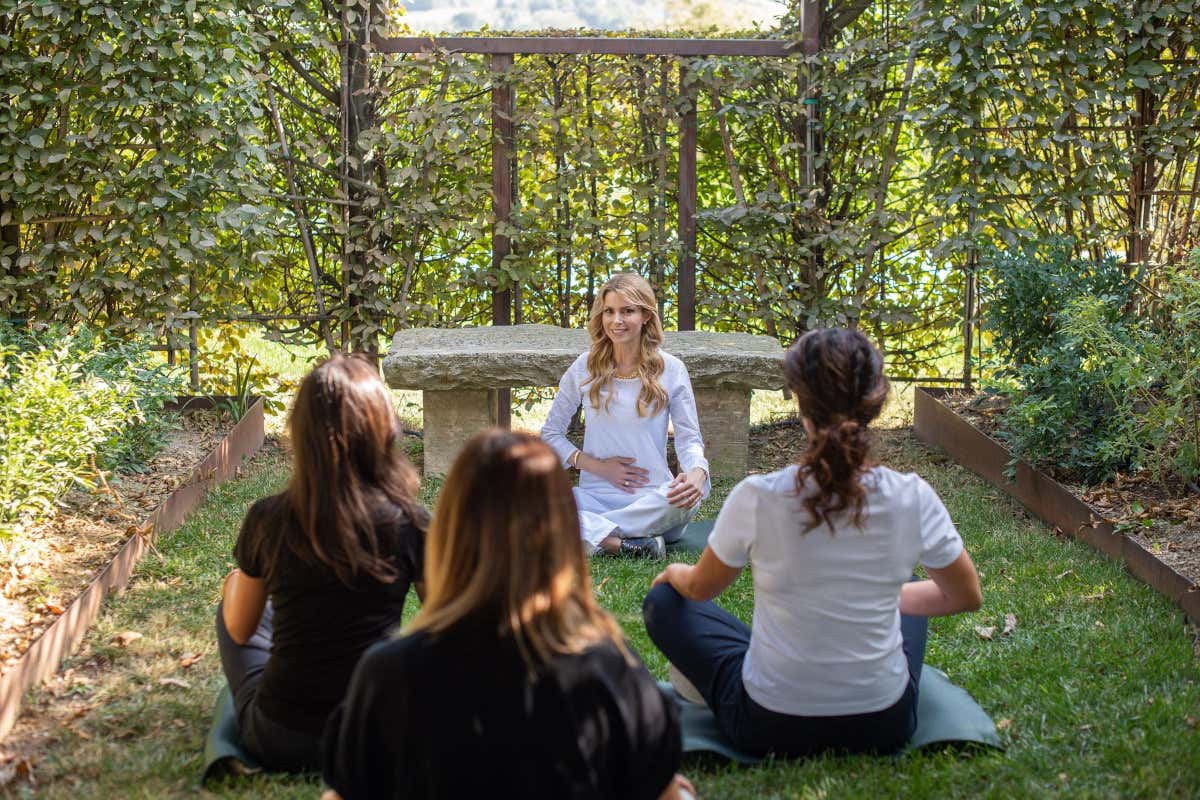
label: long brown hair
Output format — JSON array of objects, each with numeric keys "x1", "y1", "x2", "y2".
[
  {"x1": 410, "y1": 430, "x2": 628, "y2": 670},
  {"x1": 784, "y1": 328, "x2": 890, "y2": 533},
  {"x1": 584, "y1": 273, "x2": 669, "y2": 416},
  {"x1": 265, "y1": 353, "x2": 427, "y2": 584}
]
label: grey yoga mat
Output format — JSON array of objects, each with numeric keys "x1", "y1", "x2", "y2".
[
  {"x1": 667, "y1": 518, "x2": 716, "y2": 552},
  {"x1": 204, "y1": 520, "x2": 999, "y2": 781},
  {"x1": 202, "y1": 685, "x2": 262, "y2": 784},
  {"x1": 664, "y1": 523, "x2": 1002, "y2": 760},
  {"x1": 661, "y1": 665, "x2": 1002, "y2": 763},
  {"x1": 202, "y1": 668, "x2": 1001, "y2": 784}
]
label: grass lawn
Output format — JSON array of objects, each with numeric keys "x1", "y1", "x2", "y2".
[{"x1": 4, "y1": 425, "x2": 1199, "y2": 799}]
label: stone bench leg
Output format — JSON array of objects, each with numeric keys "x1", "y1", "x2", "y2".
[
  {"x1": 694, "y1": 386, "x2": 751, "y2": 479},
  {"x1": 421, "y1": 389, "x2": 498, "y2": 477}
]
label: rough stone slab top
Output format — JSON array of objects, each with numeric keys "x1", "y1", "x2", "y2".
[{"x1": 383, "y1": 324, "x2": 786, "y2": 390}]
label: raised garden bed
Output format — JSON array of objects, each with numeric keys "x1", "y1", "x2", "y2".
[
  {"x1": 0, "y1": 397, "x2": 265, "y2": 740},
  {"x1": 914, "y1": 387, "x2": 1200, "y2": 625}
]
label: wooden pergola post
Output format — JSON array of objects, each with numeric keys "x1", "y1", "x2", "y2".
[
  {"x1": 373, "y1": 37, "x2": 795, "y2": 343},
  {"x1": 1129, "y1": 87, "x2": 1155, "y2": 267},
  {"x1": 491, "y1": 53, "x2": 515, "y2": 428},
  {"x1": 677, "y1": 61, "x2": 698, "y2": 331}
]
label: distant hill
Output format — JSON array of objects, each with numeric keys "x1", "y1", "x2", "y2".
[{"x1": 399, "y1": 0, "x2": 787, "y2": 34}]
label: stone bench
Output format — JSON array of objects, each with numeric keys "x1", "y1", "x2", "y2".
[{"x1": 382, "y1": 324, "x2": 786, "y2": 477}]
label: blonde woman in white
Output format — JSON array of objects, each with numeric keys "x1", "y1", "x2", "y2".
[{"x1": 541, "y1": 273, "x2": 709, "y2": 558}]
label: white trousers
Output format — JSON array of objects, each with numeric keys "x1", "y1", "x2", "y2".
[{"x1": 574, "y1": 480, "x2": 697, "y2": 550}]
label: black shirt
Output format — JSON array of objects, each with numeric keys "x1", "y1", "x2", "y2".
[
  {"x1": 233, "y1": 493, "x2": 425, "y2": 733},
  {"x1": 321, "y1": 620, "x2": 681, "y2": 800}
]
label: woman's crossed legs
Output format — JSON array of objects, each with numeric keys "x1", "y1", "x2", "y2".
[{"x1": 642, "y1": 584, "x2": 926, "y2": 758}]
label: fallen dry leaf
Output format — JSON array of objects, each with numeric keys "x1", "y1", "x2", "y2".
[
  {"x1": 111, "y1": 631, "x2": 143, "y2": 647},
  {"x1": 0, "y1": 757, "x2": 35, "y2": 788},
  {"x1": 158, "y1": 677, "x2": 190, "y2": 689},
  {"x1": 179, "y1": 652, "x2": 203, "y2": 669},
  {"x1": 996, "y1": 717, "x2": 1013, "y2": 731},
  {"x1": 66, "y1": 722, "x2": 91, "y2": 741},
  {"x1": 974, "y1": 625, "x2": 996, "y2": 641},
  {"x1": 1082, "y1": 588, "x2": 1111, "y2": 601},
  {"x1": 1002, "y1": 613, "x2": 1017, "y2": 636},
  {"x1": 1186, "y1": 716, "x2": 1197, "y2": 729},
  {"x1": 44, "y1": 602, "x2": 65, "y2": 616}
]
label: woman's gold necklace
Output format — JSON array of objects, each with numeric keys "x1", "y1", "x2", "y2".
[{"x1": 614, "y1": 367, "x2": 639, "y2": 379}]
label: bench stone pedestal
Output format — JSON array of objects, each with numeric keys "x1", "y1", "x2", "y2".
[
  {"x1": 694, "y1": 387, "x2": 752, "y2": 479},
  {"x1": 422, "y1": 389, "x2": 498, "y2": 477},
  {"x1": 384, "y1": 325, "x2": 784, "y2": 478}
]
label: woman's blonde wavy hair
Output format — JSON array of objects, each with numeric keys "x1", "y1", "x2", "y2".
[
  {"x1": 584, "y1": 272, "x2": 669, "y2": 417},
  {"x1": 408, "y1": 430, "x2": 630, "y2": 671}
]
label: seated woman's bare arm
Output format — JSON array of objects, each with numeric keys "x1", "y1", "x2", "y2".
[
  {"x1": 899, "y1": 550, "x2": 982, "y2": 617},
  {"x1": 221, "y1": 568, "x2": 267, "y2": 645},
  {"x1": 652, "y1": 546, "x2": 742, "y2": 602}
]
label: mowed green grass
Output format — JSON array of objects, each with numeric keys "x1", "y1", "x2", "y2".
[{"x1": 5, "y1": 428, "x2": 1199, "y2": 799}]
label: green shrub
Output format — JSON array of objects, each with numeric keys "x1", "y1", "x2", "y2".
[
  {"x1": 984, "y1": 241, "x2": 1200, "y2": 488},
  {"x1": 1, "y1": 326, "x2": 184, "y2": 473},
  {"x1": 196, "y1": 324, "x2": 292, "y2": 416},
  {"x1": 0, "y1": 340, "x2": 138, "y2": 537},
  {"x1": 986, "y1": 239, "x2": 1138, "y2": 368},
  {"x1": 983, "y1": 242, "x2": 1140, "y2": 482},
  {"x1": 0, "y1": 327, "x2": 185, "y2": 538},
  {"x1": 1063, "y1": 259, "x2": 1200, "y2": 487},
  {"x1": 83, "y1": 333, "x2": 184, "y2": 473}
]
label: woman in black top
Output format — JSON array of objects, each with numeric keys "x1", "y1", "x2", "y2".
[
  {"x1": 216, "y1": 354, "x2": 429, "y2": 772},
  {"x1": 321, "y1": 430, "x2": 693, "y2": 800}
]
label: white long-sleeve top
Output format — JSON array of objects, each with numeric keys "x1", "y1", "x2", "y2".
[{"x1": 541, "y1": 351, "x2": 709, "y2": 501}]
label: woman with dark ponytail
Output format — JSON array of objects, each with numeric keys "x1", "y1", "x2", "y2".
[{"x1": 643, "y1": 328, "x2": 982, "y2": 758}]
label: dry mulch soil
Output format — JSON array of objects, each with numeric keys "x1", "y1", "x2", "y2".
[
  {"x1": 940, "y1": 391, "x2": 1200, "y2": 587},
  {"x1": 0, "y1": 411, "x2": 233, "y2": 677}
]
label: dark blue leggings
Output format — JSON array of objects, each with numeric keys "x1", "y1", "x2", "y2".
[{"x1": 642, "y1": 584, "x2": 927, "y2": 758}]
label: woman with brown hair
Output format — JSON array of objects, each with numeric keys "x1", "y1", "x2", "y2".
[
  {"x1": 643, "y1": 328, "x2": 982, "y2": 757},
  {"x1": 541, "y1": 272, "x2": 709, "y2": 558},
  {"x1": 320, "y1": 430, "x2": 692, "y2": 800},
  {"x1": 216, "y1": 354, "x2": 429, "y2": 772}
]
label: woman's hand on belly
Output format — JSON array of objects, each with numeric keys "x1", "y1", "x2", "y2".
[{"x1": 578, "y1": 452, "x2": 651, "y2": 493}]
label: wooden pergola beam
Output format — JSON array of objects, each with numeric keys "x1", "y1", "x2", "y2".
[
  {"x1": 372, "y1": 36, "x2": 794, "y2": 57},
  {"x1": 374, "y1": 34, "x2": 799, "y2": 407}
]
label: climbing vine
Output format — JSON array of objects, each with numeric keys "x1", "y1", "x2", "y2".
[{"x1": 1, "y1": 0, "x2": 1197, "y2": 379}]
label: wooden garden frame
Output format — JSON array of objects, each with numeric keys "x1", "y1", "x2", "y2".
[{"x1": 372, "y1": 24, "x2": 817, "y2": 424}]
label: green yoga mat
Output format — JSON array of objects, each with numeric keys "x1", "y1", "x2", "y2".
[
  {"x1": 666, "y1": 523, "x2": 1001, "y2": 755},
  {"x1": 202, "y1": 686, "x2": 262, "y2": 785},
  {"x1": 661, "y1": 666, "x2": 1002, "y2": 763},
  {"x1": 204, "y1": 517, "x2": 997, "y2": 780},
  {"x1": 668, "y1": 519, "x2": 715, "y2": 552},
  {"x1": 203, "y1": 669, "x2": 998, "y2": 784}
]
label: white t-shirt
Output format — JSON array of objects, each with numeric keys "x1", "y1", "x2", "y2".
[
  {"x1": 708, "y1": 464, "x2": 963, "y2": 716},
  {"x1": 540, "y1": 351, "x2": 709, "y2": 502}
]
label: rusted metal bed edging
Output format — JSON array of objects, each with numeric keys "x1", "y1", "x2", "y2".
[
  {"x1": 913, "y1": 387, "x2": 1200, "y2": 625},
  {"x1": 0, "y1": 396, "x2": 266, "y2": 740}
]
